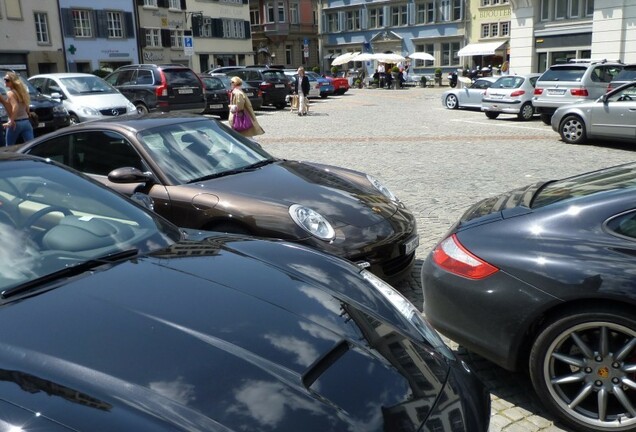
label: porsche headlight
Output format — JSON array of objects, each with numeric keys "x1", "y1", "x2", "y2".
[
  {"x1": 289, "y1": 204, "x2": 335, "y2": 241},
  {"x1": 367, "y1": 174, "x2": 398, "y2": 202},
  {"x1": 361, "y1": 270, "x2": 454, "y2": 360}
]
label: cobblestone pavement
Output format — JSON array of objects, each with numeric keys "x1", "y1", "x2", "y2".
[{"x1": 223, "y1": 85, "x2": 633, "y2": 431}]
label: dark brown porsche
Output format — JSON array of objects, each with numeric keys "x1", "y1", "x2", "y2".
[{"x1": 15, "y1": 114, "x2": 418, "y2": 281}]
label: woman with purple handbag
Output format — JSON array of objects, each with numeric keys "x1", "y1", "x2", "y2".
[{"x1": 228, "y1": 76, "x2": 264, "y2": 137}]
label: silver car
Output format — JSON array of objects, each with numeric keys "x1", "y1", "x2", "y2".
[
  {"x1": 441, "y1": 77, "x2": 498, "y2": 110},
  {"x1": 481, "y1": 73, "x2": 541, "y2": 121},
  {"x1": 551, "y1": 81, "x2": 636, "y2": 144},
  {"x1": 533, "y1": 60, "x2": 623, "y2": 125},
  {"x1": 28, "y1": 73, "x2": 136, "y2": 124}
]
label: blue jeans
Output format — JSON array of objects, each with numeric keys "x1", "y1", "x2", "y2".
[{"x1": 5, "y1": 118, "x2": 34, "y2": 146}]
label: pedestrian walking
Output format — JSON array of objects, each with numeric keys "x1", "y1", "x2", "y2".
[
  {"x1": 228, "y1": 76, "x2": 264, "y2": 137},
  {"x1": 294, "y1": 66, "x2": 310, "y2": 116},
  {"x1": 2, "y1": 72, "x2": 33, "y2": 146}
]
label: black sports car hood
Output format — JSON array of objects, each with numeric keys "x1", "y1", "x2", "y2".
[
  {"x1": 193, "y1": 160, "x2": 405, "y2": 228},
  {"x1": 0, "y1": 236, "x2": 454, "y2": 432}
]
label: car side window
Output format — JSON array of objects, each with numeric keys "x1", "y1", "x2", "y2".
[
  {"x1": 608, "y1": 84, "x2": 636, "y2": 103},
  {"x1": 26, "y1": 134, "x2": 74, "y2": 166},
  {"x1": 136, "y1": 70, "x2": 153, "y2": 85},
  {"x1": 607, "y1": 211, "x2": 636, "y2": 239},
  {"x1": 104, "y1": 72, "x2": 119, "y2": 86},
  {"x1": 116, "y1": 70, "x2": 135, "y2": 86}
]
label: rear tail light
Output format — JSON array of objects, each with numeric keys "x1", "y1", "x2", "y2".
[
  {"x1": 260, "y1": 82, "x2": 273, "y2": 91},
  {"x1": 570, "y1": 88, "x2": 589, "y2": 97},
  {"x1": 510, "y1": 90, "x2": 525, "y2": 97},
  {"x1": 606, "y1": 84, "x2": 614, "y2": 92},
  {"x1": 432, "y1": 234, "x2": 499, "y2": 280},
  {"x1": 534, "y1": 88, "x2": 543, "y2": 95},
  {"x1": 156, "y1": 71, "x2": 168, "y2": 97}
]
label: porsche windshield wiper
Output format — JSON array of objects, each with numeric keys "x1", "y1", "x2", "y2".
[
  {"x1": 187, "y1": 159, "x2": 276, "y2": 184},
  {"x1": 1, "y1": 248, "x2": 139, "y2": 299}
]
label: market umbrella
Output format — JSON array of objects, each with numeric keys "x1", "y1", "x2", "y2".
[
  {"x1": 373, "y1": 53, "x2": 406, "y2": 63},
  {"x1": 351, "y1": 52, "x2": 377, "y2": 62},
  {"x1": 331, "y1": 51, "x2": 361, "y2": 66},
  {"x1": 407, "y1": 52, "x2": 435, "y2": 62}
]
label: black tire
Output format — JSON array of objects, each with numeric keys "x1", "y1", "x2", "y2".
[
  {"x1": 485, "y1": 111, "x2": 499, "y2": 119},
  {"x1": 530, "y1": 309, "x2": 636, "y2": 432},
  {"x1": 321, "y1": 93, "x2": 328, "y2": 99},
  {"x1": 540, "y1": 113, "x2": 552, "y2": 125},
  {"x1": 559, "y1": 115, "x2": 587, "y2": 144},
  {"x1": 445, "y1": 94, "x2": 458, "y2": 109},
  {"x1": 135, "y1": 104, "x2": 149, "y2": 115},
  {"x1": 69, "y1": 114, "x2": 80, "y2": 125},
  {"x1": 274, "y1": 103, "x2": 286, "y2": 110},
  {"x1": 518, "y1": 102, "x2": 534, "y2": 121}
]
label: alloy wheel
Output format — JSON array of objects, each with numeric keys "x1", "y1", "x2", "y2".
[
  {"x1": 445, "y1": 94, "x2": 458, "y2": 109},
  {"x1": 560, "y1": 115, "x2": 586, "y2": 144},
  {"x1": 532, "y1": 316, "x2": 636, "y2": 431}
]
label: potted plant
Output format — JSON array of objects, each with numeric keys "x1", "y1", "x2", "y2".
[
  {"x1": 312, "y1": 66, "x2": 320, "y2": 74},
  {"x1": 331, "y1": 66, "x2": 339, "y2": 76},
  {"x1": 420, "y1": 75, "x2": 427, "y2": 87},
  {"x1": 354, "y1": 79, "x2": 362, "y2": 88},
  {"x1": 434, "y1": 68, "x2": 443, "y2": 86}
]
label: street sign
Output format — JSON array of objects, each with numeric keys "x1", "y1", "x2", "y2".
[{"x1": 183, "y1": 36, "x2": 193, "y2": 56}]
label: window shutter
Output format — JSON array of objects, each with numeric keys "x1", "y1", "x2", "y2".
[
  {"x1": 61, "y1": 8, "x2": 74, "y2": 37},
  {"x1": 321, "y1": 12, "x2": 326, "y2": 33},
  {"x1": 360, "y1": 9, "x2": 368, "y2": 29},
  {"x1": 161, "y1": 28, "x2": 171, "y2": 47},
  {"x1": 383, "y1": 6, "x2": 389, "y2": 27},
  {"x1": 140, "y1": 28, "x2": 147, "y2": 47},
  {"x1": 212, "y1": 18, "x2": 223, "y2": 37},
  {"x1": 192, "y1": 14, "x2": 202, "y2": 37},
  {"x1": 96, "y1": 10, "x2": 108, "y2": 38},
  {"x1": 244, "y1": 21, "x2": 251, "y2": 39},
  {"x1": 338, "y1": 11, "x2": 344, "y2": 32},
  {"x1": 125, "y1": 12, "x2": 135, "y2": 38}
]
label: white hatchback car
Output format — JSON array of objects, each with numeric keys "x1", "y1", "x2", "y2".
[
  {"x1": 481, "y1": 74, "x2": 541, "y2": 121},
  {"x1": 28, "y1": 73, "x2": 136, "y2": 124}
]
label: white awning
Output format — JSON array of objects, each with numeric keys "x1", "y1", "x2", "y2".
[{"x1": 457, "y1": 41, "x2": 507, "y2": 57}]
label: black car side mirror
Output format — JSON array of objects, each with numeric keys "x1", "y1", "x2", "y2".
[{"x1": 108, "y1": 167, "x2": 153, "y2": 184}]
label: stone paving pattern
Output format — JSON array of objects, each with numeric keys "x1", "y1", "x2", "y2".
[{"x1": 225, "y1": 84, "x2": 632, "y2": 431}]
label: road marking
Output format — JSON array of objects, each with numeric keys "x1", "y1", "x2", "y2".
[{"x1": 451, "y1": 118, "x2": 555, "y2": 133}]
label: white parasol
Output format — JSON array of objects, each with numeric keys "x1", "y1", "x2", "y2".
[
  {"x1": 407, "y1": 52, "x2": 435, "y2": 62},
  {"x1": 373, "y1": 53, "x2": 406, "y2": 63},
  {"x1": 331, "y1": 51, "x2": 361, "y2": 66},
  {"x1": 351, "y1": 52, "x2": 377, "y2": 62}
]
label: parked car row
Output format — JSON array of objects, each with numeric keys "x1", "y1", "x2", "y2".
[
  {"x1": 442, "y1": 59, "x2": 636, "y2": 146},
  {"x1": 0, "y1": 79, "x2": 490, "y2": 430}
]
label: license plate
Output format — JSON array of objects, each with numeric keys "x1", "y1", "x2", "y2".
[
  {"x1": 245, "y1": 92, "x2": 253, "y2": 97},
  {"x1": 208, "y1": 104, "x2": 223, "y2": 109},
  {"x1": 275, "y1": 84, "x2": 285, "y2": 88},
  {"x1": 547, "y1": 89, "x2": 566, "y2": 95},
  {"x1": 37, "y1": 122, "x2": 45, "y2": 128},
  {"x1": 403, "y1": 236, "x2": 419, "y2": 255},
  {"x1": 490, "y1": 94, "x2": 504, "y2": 99},
  {"x1": 178, "y1": 88, "x2": 194, "y2": 94}
]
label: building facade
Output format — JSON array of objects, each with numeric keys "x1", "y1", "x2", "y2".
[
  {"x1": 190, "y1": 0, "x2": 254, "y2": 72},
  {"x1": 317, "y1": 0, "x2": 467, "y2": 77},
  {"x1": 0, "y1": 0, "x2": 65, "y2": 76},
  {"x1": 509, "y1": 0, "x2": 636, "y2": 74},
  {"x1": 136, "y1": 0, "x2": 190, "y2": 67},
  {"x1": 60, "y1": 0, "x2": 139, "y2": 73},
  {"x1": 249, "y1": 0, "x2": 320, "y2": 69}
]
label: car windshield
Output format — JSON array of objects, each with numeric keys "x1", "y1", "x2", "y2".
[
  {"x1": 0, "y1": 157, "x2": 180, "y2": 294},
  {"x1": 531, "y1": 163, "x2": 636, "y2": 208},
  {"x1": 491, "y1": 76, "x2": 524, "y2": 89},
  {"x1": 60, "y1": 76, "x2": 118, "y2": 95},
  {"x1": 136, "y1": 119, "x2": 275, "y2": 184},
  {"x1": 262, "y1": 70, "x2": 287, "y2": 80},
  {"x1": 0, "y1": 75, "x2": 38, "y2": 96},
  {"x1": 201, "y1": 76, "x2": 225, "y2": 91}
]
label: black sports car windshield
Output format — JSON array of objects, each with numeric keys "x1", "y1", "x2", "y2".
[
  {"x1": 136, "y1": 119, "x2": 275, "y2": 185},
  {"x1": 532, "y1": 163, "x2": 636, "y2": 209},
  {"x1": 0, "y1": 158, "x2": 180, "y2": 294}
]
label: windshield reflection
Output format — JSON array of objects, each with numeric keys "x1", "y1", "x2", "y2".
[
  {"x1": 0, "y1": 158, "x2": 179, "y2": 293},
  {"x1": 137, "y1": 120, "x2": 274, "y2": 185}
]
